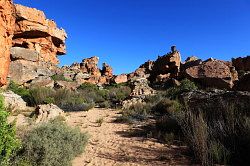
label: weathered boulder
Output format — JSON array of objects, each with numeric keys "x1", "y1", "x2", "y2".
[
  {"x1": 34, "y1": 104, "x2": 65, "y2": 123},
  {"x1": 232, "y1": 56, "x2": 250, "y2": 72},
  {"x1": 0, "y1": 0, "x2": 16, "y2": 86},
  {"x1": 113, "y1": 74, "x2": 128, "y2": 84},
  {"x1": 234, "y1": 72, "x2": 250, "y2": 92},
  {"x1": 13, "y1": 4, "x2": 67, "y2": 64},
  {"x1": 1, "y1": 90, "x2": 27, "y2": 112},
  {"x1": 10, "y1": 47, "x2": 39, "y2": 62},
  {"x1": 184, "y1": 58, "x2": 238, "y2": 89}
]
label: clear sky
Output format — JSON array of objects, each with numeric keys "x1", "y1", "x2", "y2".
[{"x1": 14, "y1": 0, "x2": 250, "y2": 74}]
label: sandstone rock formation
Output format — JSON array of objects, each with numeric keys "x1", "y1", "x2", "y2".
[
  {"x1": 8, "y1": 47, "x2": 54, "y2": 85},
  {"x1": 150, "y1": 48, "x2": 181, "y2": 83},
  {"x1": 13, "y1": 4, "x2": 67, "y2": 64},
  {"x1": 34, "y1": 104, "x2": 65, "y2": 124},
  {"x1": 113, "y1": 74, "x2": 128, "y2": 84},
  {"x1": 184, "y1": 58, "x2": 238, "y2": 89},
  {"x1": 1, "y1": 4, "x2": 67, "y2": 86},
  {"x1": 80, "y1": 56, "x2": 101, "y2": 76},
  {"x1": 0, "y1": 0, "x2": 15, "y2": 86},
  {"x1": 180, "y1": 56, "x2": 202, "y2": 72},
  {"x1": 60, "y1": 56, "x2": 114, "y2": 85},
  {"x1": 232, "y1": 56, "x2": 250, "y2": 72},
  {"x1": 101, "y1": 63, "x2": 113, "y2": 77}
]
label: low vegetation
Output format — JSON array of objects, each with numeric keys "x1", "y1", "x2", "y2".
[
  {"x1": 12, "y1": 118, "x2": 88, "y2": 166},
  {"x1": 8, "y1": 82, "x2": 131, "y2": 112},
  {"x1": 0, "y1": 95, "x2": 20, "y2": 166},
  {"x1": 118, "y1": 79, "x2": 250, "y2": 165}
]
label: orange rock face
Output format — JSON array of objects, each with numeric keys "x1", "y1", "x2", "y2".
[
  {"x1": 80, "y1": 56, "x2": 101, "y2": 76},
  {"x1": 185, "y1": 58, "x2": 238, "y2": 89},
  {"x1": 0, "y1": 0, "x2": 16, "y2": 86},
  {"x1": 12, "y1": 4, "x2": 67, "y2": 64}
]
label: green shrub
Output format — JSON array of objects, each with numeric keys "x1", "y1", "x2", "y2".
[
  {"x1": 78, "y1": 83, "x2": 99, "y2": 91},
  {"x1": 0, "y1": 95, "x2": 20, "y2": 165},
  {"x1": 29, "y1": 87, "x2": 55, "y2": 106},
  {"x1": 8, "y1": 81, "x2": 34, "y2": 106},
  {"x1": 51, "y1": 74, "x2": 71, "y2": 82},
  {"x1": 166, "y1": 79, "x2": 198, "y2": 99},
  {"x1": 15, "y1": 119, "x2": 88, "y2": 166}
]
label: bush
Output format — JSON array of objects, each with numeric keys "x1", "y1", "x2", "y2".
[
  {"x1": 0, "y1": 95, "x2": 20, "y2": 165},
  {"x1": 177, "y1": 104, "x2": 250, "y2": 165},
  {"x1": 14, "y1": 118, "x2": 88, "y2": 166},
  {"x1": 8, "y1": 81, "x2": 34, "y2": 106},
  {"x1": 51, "y1": 74, "x2": 71, "y2": 82},
  {"x1": 166, "y1": 79, "x2": 197, "y2": 99}
]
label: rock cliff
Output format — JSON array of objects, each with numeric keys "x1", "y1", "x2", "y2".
[{"x1": 0, "y1": 0, "x2": 15, "y2": 86}]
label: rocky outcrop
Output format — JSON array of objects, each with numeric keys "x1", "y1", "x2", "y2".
[
  {"x1": 180, "y1": 90, "x2": 250, "y2": 116},
  {"x1": 1, "y1": 90, "x2": 27, "y2": 112},
  {"x1": 150, "y1": 48, "x2": 181, "y2": 83},
  {"x1": 184, "y1": 58, "x2": 238, "y2": 89},
  {"x1": 80, "y1": 56, "x2": 101, "y2": 76},
  {"x1": 34, "y1": 104, "x2": 65, "y2": 123},
  {"x1": 0, "y1": 0, "x2": 16, "y2": 86},
  {"x1": 232, "y1": 56, "x2": 250, "y2": 72},
  {"x1": 8, "y1": 47, "x2": 54, "y2": 85},
  {"x1": 113, "y1": 74, "x2": 128, "y2": 84},
  {"x1": 180, "y1": 56, "x2": 202, "y2": 72},
  {"x1": 130, "y1": 77, "x2": 155, "y2": 98},
  {"x1": 234, "y1": 72, "x2": 250, "y2": 92},
  {"x1": 13, "y1": 4, "x2": 67, "y2": 64},
  {"x1": 4, "y1": 4, "x2": 67, "y2": 86},
  {"x1": 60, "y1": 56, "x2": 114, "y2": 85},
  {"x1": 101, "y1": 63, "x2": 113, "y2": 77}
]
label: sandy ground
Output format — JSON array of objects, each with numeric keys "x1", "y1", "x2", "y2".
[{"x1": 66, "y1": 108, "x2": 192, "y2": 166}]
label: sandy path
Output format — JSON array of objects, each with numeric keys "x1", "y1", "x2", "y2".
[{"x1": 66, "y1": 108, "x2": 191, "y2": 166}]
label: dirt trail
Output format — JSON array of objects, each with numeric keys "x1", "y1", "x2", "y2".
[{"x1": 66, "y1": 108, "x2": 191, "y2": 166}]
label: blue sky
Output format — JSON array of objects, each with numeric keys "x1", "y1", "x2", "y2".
[{"x1": 14, "y1": 0, "x2": 250, "y2": 74}]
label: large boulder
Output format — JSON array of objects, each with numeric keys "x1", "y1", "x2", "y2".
[
  {"x1": 232, "y1": 56, "x2": 250, "y2": 72},
  {"x1": 1, "y1": 91, "x2": 27, "y2": 112},
  {"x1": 0, "y1": 0, "x2": 16, "y2": 86},
  {"x1": 34, "y1": 104, "x2": 65, "y2": 123},
  {"x1": 13, "y1": 4, "x2": 67, "y2": 64},
  {"x1": 184, "y1": 58, "x2": 238, "y2": 89}
]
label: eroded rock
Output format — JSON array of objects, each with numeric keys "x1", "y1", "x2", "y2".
[
  {"x1": 184, "y1": 58, "x2": 238, "y2": 89},
  {"x1": 34, "y1": 104, "x2": 65, "y2": 123},
  {"x1": 0, "y1": 0, "x2": 16, "y2": 86}
]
